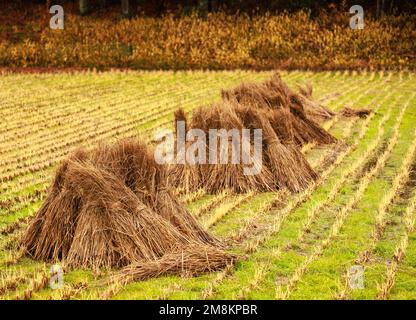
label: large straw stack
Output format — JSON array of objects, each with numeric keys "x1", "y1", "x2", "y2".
[
  {"x1": 169, "y1": 102, "x2": 318, "y2": 193},
  {"x1": 21, "y1": 139, "x2": 235, "y2": 282},
  {"x1": 221, "y1": 73, "x2": 337, "y2": 145},
  {"x1": 169, "y1": 73, "x2": 337, "y2": 194}
]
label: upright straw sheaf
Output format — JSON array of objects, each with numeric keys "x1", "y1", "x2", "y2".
[
  {"x1": 222, "y1": 73, "x2": 337, "y2": 146},
  {"x1": 169, "y1": 104, "x2": 264, "y2": 193},
  {"x1": 298, "y1": 83, "x2": 313, "y2": 98},
  {"x1": 196, "y1": 103, "x2": 274, "y2": 193},
  {"x1": 169, "y1": 101, "x2": 318, "y2": 194},
  {"x1": 21, "y1": 138, "x2": 233, "y2": 278},
  {"x1": 168, "y1": 109, "x2": 202, "y2": 192},
  {"x1": 234, "y1": 104, "x2": 318, "y2": 192},
  {"x1": 65, "y1": 161, "x2": 183, "y2": 267},
  {"x1": 174, "y1": 108, "x2": 188, "y2": 133},
  {"x1": 92, "y1": 139, "x2": 215, "y2": 244},
  {"x1": 266, "y1": 108, "x2": 295, "y2": 144},
  {"x1": 297, "y1": 83, "x2": 336, "y2": 121},
  {"x1": 22, "y1": 149, "x2": 90, "y2": 262}
]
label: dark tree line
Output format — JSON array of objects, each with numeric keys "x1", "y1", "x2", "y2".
[
  {"x1": 27, "y1": 0, "x2": 416, "y2": 16},
  {"x1": 77, "y1": 0, "x2": 222, "y2": 16}
]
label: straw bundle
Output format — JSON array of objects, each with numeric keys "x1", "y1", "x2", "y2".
[
  {"x1": 222, "y1": 73, "x2": 336, "y2": 145},
  {"x1": 340, "y1": 106, "x2": 373, "y2": 118},
  {"x1": 168, "y1": 102, "x2": 317, "y2": 194},
  {"x1": 21, "y1": 138, "x2": 234, "y2": 279}
]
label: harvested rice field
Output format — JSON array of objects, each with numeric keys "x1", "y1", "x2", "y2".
[{"x1": 1, "y1": 70, "x2": 416, "y2": 300}]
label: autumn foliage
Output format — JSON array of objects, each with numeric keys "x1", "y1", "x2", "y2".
[{"x1": 0, "y1": 5, "x2": 414, "y2": 70}]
